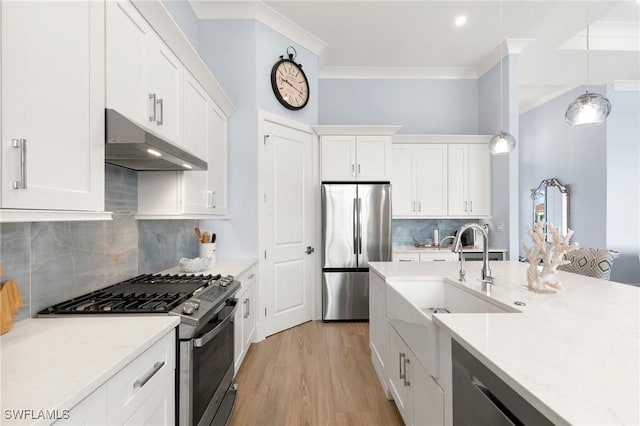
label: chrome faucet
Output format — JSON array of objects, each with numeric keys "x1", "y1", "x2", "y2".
[
  {"x1": 451, "y1": 223, "x2": 494, "y2": 290},
  {"x1": 439, "y1": 235, "x2": 455, "y2": 248}
]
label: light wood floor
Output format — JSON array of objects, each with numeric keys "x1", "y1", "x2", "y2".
[{"x1": 228, "y1": 321, "x2": 403, "y2": 426}]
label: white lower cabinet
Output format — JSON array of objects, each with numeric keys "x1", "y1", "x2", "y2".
[
  {"x1": 393, "y1": 251, "x2": 457, "y2": 262},
  {"x1": 56, "y1": 329, "x2": 176, "y2": 425},
  {"x1": 234, "y1": 263, "x2": 257, "y2": 372},
  {"x1": 108, "y1": 330, "x2": 176, "y2": 424},
  {"x1": 388, "y1": 325, "x2": 445, "y2": 426},
  {"x1": 54, "y1": 385, "x2": 108, "y2": 425},
  {"x1": 369, "y1": 272, "x2": 389, "y2": 395}
]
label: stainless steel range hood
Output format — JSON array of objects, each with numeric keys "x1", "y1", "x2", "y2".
[{"x1": 105, "y1": 109, "x2": 207, "y2": 171}]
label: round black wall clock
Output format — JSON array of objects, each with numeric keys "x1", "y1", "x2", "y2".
[{"x1": 271, "y1": 47, "x2": 309, "y2": 111}]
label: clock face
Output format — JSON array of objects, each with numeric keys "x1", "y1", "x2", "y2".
[{"x1": 271, "y1": 59, "x2": 309, "y2": 110}]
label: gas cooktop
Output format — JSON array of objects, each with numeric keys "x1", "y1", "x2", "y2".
[{"x1": 37, "y1": 273, "x2": 232, "y2": 315}]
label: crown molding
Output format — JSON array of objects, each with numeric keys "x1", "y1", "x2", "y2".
[
  {"x1": 319, "y1": 66, "x2": 478, "y2": 80},
  {"x1": 393, "y1": 134, "x2": 491, "y2": 144},
  {"x1": 188, "y1": 1, "x2": 326, "y2": 56},
  {"x1": 476, "y1": 39, "x2": 534, "y2": 78},
  {"x1": 312, "y1": 125, "x2": 402, "y2": 136}
]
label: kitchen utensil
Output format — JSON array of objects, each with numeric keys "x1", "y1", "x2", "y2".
[
  {"x1": 202, "y1": 232, "x2": 211, "y2": 244},
  {"x1": 195, "y1": 227, "x2": 202, "y2": 240},
  {"x1": 212, "y1": 233, "x2": 216, "y2": 243},
  {"x1": 1, "y1": 279, "x2": 23, "y2": 335}
]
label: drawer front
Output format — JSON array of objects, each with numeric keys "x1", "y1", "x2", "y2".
[
  {"x1": 419, "y1": 252, "x2": 458, "y2": 262},
  {"x1": 108, "y1": 330, "x2": 176, "y2": 423},
  {"x1": 393, "y1": 252, "x2": 419, "y2": 262},
  {"x1": 236, "y1": 263, "x2": 257, "y2": 296}
]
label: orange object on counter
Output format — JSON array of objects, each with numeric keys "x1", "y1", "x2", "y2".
[{"x1": 1, "y1": 279, "x2": 23, "y2": 335}]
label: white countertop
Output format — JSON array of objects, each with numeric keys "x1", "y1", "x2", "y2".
[
  {"x1": 369, "y1": 261, "x2": 640, "y2": 426},
  {"x1": 0, "y1": 316, "x2": 179, "y2": 425},
  {"x1": 162, "y1": 258, "x2": 257, "y2": 278},
  {"x1": 393, "y1": 245, "x2": 507, "y2": 253}
]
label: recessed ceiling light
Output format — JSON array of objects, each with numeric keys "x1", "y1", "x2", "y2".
[{"x1": 455, "y1": 15, "x2": 467, "y2": 27}]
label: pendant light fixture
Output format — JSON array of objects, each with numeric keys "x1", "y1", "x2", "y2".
[
  {"x1": 489, "y1": 0, "x2": 516, "y2": 155},
  {"x1": 565, "y1": 2, "x2": 611, "y2": 127}
]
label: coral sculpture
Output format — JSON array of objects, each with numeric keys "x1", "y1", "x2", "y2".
[{"x1": 522, "y1": 222, "x2": 579, "y2": 294}]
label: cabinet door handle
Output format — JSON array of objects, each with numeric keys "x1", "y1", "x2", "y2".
[
  {"x1": 417, "y1": 201, "x2": 421, "y2": 212},
  {"x1": 156, "y1": 98, "x2": 164, "y2": 125},
  {"x1": 469, "y1": 200, "x2": 473, "y2": 212},
  {"x1": 357, "y1": 164, "x2": 361, "y2": 176},
  {"x1": 399, "y1": 259, "x2": 413, "y2": 262},
  {"x1": 464, "y1": 201, "x2": 468, "y2": 212},
  {"x1": 246, "y1": 298, "x2": 250, "y2": 318},
  {"x1": 351, "y1": 164, "x2": 355, "y2": 177},
  {"x1": 212, "y1": 192, "x2": 217, "y2": 208},
  {"x1": 412, "y1": 201, "x2": 416, "y2": 212},
  {"x1": 399, "y1": 352, "x2": 405, "y2": 379},
  {"x1": 133, "y1": 361, "x2": 165, "y2": 389},
  {"x1": 403, "y1": 358, "x2": 411, "y2": 387},
  {"x1": 243, "y1": 299, "x2": 248, "y2": 319},
  {"x1": 148, "y1": 93, "x2": 157, "y2": 122},
  {"x1": 11, "y1": 139, "x2": 27, "y2": 190}
]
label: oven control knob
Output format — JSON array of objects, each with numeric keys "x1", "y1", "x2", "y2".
[
  {"x1": 183, "y1": 302, "x2": 196, "y2": 315},
  {"x1": 190, "y1": 299, "x2": 201, "y2": 311}
]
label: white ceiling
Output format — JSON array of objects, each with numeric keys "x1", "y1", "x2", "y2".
[{"x1": 189, "y1": 1, "x2": 640, "y2": 112}]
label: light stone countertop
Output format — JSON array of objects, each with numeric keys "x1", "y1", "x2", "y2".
[
  {"x1": 162, "y1": 258, "x2": 257, "y2": 278},
  {"x1": 369, "y1": 260, "x2": 640, "y2": 426},
  {"x1": 0, "y1": 316, "x2": 180, "y2": 425}
]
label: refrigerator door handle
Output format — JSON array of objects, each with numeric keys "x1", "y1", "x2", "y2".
[
  {"x1": 358, "y1": 198, "x2": 363, "y2": 254},
  {"x1": 353, "y1": 198, "x2": 358, "y2": 255}
]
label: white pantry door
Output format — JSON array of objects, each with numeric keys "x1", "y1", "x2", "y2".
[{"x1": 260, "y1": 114, "x2": 314, "y2": 337}]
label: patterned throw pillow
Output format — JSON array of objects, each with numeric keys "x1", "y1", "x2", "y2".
[{"x1": 558, "y1": 248, "x2": 620, "y2": 280}]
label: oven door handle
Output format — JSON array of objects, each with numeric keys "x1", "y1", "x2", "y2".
[{"x1": 193, "y1": 302, "x2": 238, "y2": 348}]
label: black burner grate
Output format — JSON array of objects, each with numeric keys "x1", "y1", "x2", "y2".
[{"x1": 39, "y1": 273, "x2": 221, "y2": 315}]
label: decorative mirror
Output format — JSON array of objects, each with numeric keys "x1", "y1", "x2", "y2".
[{"x1": 531, "y1": 178, "x2": 570, "y2": 240}]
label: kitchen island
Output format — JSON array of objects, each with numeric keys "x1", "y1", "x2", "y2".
[{"x1": 369, "y1": 260, "x2": 639, "y2": 425}]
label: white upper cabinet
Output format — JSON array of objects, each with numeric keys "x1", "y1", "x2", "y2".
[
  {"x1": 315, "y1": 126, "x2": 400, "y2": 182},
  {"x1": 1, "y1": 1, "x2": 105, "y2": 213},
  {"x1": 393, "y1": 135, "x2": 491, "y2": 219},
  {"x1": 448, "y1": 143, "x2": 491, "y2": 217},
  {"x1": 320, "y1": 135, "x2": 357, "y2": 181},
  {"x1": 138, "y1": 73, "x2": 229, "y2": 218},
  {"x1": 106, "y1": 0, "x2": 183, "y2": 146},
  {"x1": 392, "y1": 143, "x2": 447, "y2": 217}
]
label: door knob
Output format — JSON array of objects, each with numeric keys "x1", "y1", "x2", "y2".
[{"x1": 305, "y1": 246, "x2": 315, "y2": 255}]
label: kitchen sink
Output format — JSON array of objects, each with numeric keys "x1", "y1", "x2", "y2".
[{"x1": 386, "y1": 278, "x2": 516, "y2": 379}]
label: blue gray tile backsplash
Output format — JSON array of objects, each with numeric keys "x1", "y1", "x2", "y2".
[
  {"x1": 392, "y1": 219, "x2": 478, "y2": 246},
  {"x1": 0, "y1": 165, "x2": 198, "y2": 320}
]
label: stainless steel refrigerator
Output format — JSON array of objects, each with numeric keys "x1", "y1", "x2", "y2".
[{"x1": 321, "y1": 183, "x2": 392, "y2": 320}]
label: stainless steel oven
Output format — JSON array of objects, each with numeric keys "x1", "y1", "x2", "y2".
[
  {"x1": 37, "y1": 273, "x2": 241, "y2": 426},
  {"x1": 179, "y1": 299, "x2": 238, "y2": 426}
]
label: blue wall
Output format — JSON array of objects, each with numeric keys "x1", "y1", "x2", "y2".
[
  {"x1": 195, "y1": 20, "x2": 319, "y2": 258},
  {"x1": 478, "y1": 56, "x2": 520, "y2": 259},
  {"x1": 605, "y1": 88, "x2": 640, "y2": 283},
  {"x1": 519, "y1": 86, "x2": 608, "y2": 258},
  {"x1": 319, "y1": 78, "x2": 479, "y2": 134},
  {"x1": 161, "y1": 0, "x2": 200, "y2": 50}
]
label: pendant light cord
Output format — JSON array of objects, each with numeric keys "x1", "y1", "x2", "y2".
[
  {"x1": 586, "y1": 1, "x2": 591, "y2": 91},
  {"x1": 499, "y1": 0, "x2": 504, "y2": 130}
]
